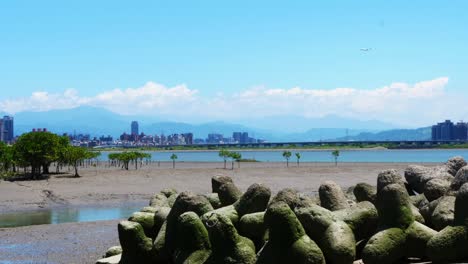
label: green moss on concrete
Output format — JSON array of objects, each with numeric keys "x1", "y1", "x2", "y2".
[
  {"x1": 319, "y1": 181, "x2": 349, "y2": 211},
  {"x1": 238, "y1": 212, "x2": 267, "y2": 251},
  {"x1": 257, "y1": 202, "x2": 325, "y2": 264},
  {"x1": 204, "y1": 193, "x2": 222, "y2": 209},
  {"x1": 362, "y1": 228, "x2": 406, "y2": 264},
  {"x1": 104, "y1": 246, "x2": 122, "y2": 257},
  {"x1": 410, "y1": 204, "x2": 425, "y2": 224},
  {"x1": 454, "y1": 183, "x2": 468, "y2": 226},
  {"x1": 118, "y1": 220, "x2": 154, "y2": 264},
  {"x1": 164, "y1": 192, "x2": 214, "y2": 256},
  {"x1": 404, "y1": 221, "x2": 436, "y2": 258},
  {"x1": 333, "y1": 201, "x2": 378, "y2": 241},
  {"x1": 173, "y1": 212, "x2": 211, "y2": 264},
  {"x1": 140, "y1": 206, "x2": 158, "y2": 213},
  {"x1": 212, "y1": 175, "x2": 234, "y2": 193},
  {"x1": 427, "y1": 225, "x2": 468, "y2": 263},
  {"x1": 234, "y1": 183, "x2": 271, "y2": 216},
  {"x1": 218, "y1": 182, "x2": 242, "y2": 206},
  {"x1": 377, "y1": 169, "x2": 405, "y2": 193},
  {"x1": 203, "y1": 204, "x2": 239, "y2": 225},
  {"x1": 295, "y1": 204, "x2": 336, "y2": 241},
  {"x1": 128, "y1": 212, "x2": 156, "y2": 239},
  {"x1": 353, "y1": 183, "x2": 377, "y2": 204},
  {"x1": 320, "y1": 221, "x2": 356, "y2": 264},
  {"x1": 269, "y1": 188, "x2": 300, "y2": 209},
  {"x1": 161, "y1": 188, "x2": 178, "y2": 198},
  {"x1": 153, "y1": 207, "x2": 171, "y2": 237},
  {"x1": 149, "y1": 193, "x2": 169, "y2": 207},
  {"x1": 202, "y1": 212, "x2": 257, "y2": 264},
  {"x1": 167, "y1": 193, "x2": 178, "y2": 207},
  {"x1": 431, "y1": 195, "x2": 455, "y2": 230},
  {"x1": 153, "y1": 221, "x2": 170, "y2": 263},
  {"x1": 377, "y1": 184, "x2": 414, "y2": 229}
]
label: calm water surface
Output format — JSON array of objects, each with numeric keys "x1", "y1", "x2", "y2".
[
  {"x1": 99, "y1": 149, "x2": 468, "y2": 163},
  {"x1": 0, "y1": 205, "x2": 143, "y2": 228}
]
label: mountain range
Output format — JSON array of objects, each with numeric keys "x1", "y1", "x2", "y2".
[{"x1": 1, "y1": 106, "x2": 430, "y2": 142}]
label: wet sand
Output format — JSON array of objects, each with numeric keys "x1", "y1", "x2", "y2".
[{"x1": 0, "y1": 162, "x2": 440, "y2": 263}]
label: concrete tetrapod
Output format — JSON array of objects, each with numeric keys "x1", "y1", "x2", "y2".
[
  {"x1": 202, "y1": 212, "x2": 256, "y2": 264},
  {"x1": 295, "y1": 204, "x2": 356, "y2": 264},
  {"x1": 353, "y1": 183, "x2": 377, "y2": 204},
  {"x1": 158, "y1": 192, "x2": 214, "y2": 262},
  {"x1": 173, "y1": 212, "x2": 211, "y2": 264},
  {"x1": 204, "y1": 183, "x2": 271, "y2": 226},
  {"x1": 319, "y1": 181, "x2": 349, "y2": 211},
  {"x1": 362, "y1": 183, "x2": 436, "y2": 264},
  {"x1": 257, "y1": 202, "x2": 326, "y2": 264},
  {"x1": 118, "y1": 220, "x2": 154, "y2": 264},
  {"x1": 427, "y1": 183, "x2": 468, "y2": 263}
]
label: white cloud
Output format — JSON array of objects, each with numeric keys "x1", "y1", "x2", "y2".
[{"x1": 0, "y1": 77, "x2": 462, "y2": 127}]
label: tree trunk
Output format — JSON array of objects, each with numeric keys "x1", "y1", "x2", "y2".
[
  {"x1": 42, "y1": 164, "x2": 49, "y2": 174},
  {"x1": 231, "y1": 161, "x2": 234, "y2": 170},
  {"x1": 286, "y1": 160, "x2": 289, "y2": 167},
  {"x1": 74, "y1": 161, "x2": 80, "y2": 177},
  {"x1": 173, "y1": 160, "x2": 175, "y2": 169},
  {"x1": 224, "y1": 160, "x2": 226, "y2": 169}
]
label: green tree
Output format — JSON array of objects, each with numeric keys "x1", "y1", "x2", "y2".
[
  {"x1": 282, "y1": 150, "x2": 292, "y2": 167},
  {"x1": 0, "y1": 142, "x2": 14, "y2": 176},
  {"x1": 332, "y1": 149, "x2": 340, "y2": 166},
  {"x1": 13, "y1": 131, "x2": 63, "y2": 178},
  {"x1": 295, "y1": 152, "x2": 301, "y2": 166},
  {"x1": 170, "y1": 153, "x2": 178, "y2": 168},
  {"x1": 230, "y1": 151, "x2": 242, "y2": 169},
  {"x1": 56, "y1": 136, "x2": 71, "y2": 173},
  {"x1": 107, "y1": 151, "x2": 149, "y2": 170},
  {"x1": 218, "y1": 148, "x2": 230, "y2": 169},
  {"x1": 63, "y1": 146, "x2": 100, "y2": 177}
]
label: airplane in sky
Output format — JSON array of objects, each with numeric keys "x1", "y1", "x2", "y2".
[{"x1": 360, "y1": 48, "x2": 372, "y2": 52}]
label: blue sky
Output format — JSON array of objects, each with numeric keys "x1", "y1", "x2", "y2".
[{"x1": 0, "y1": 1, "x2": 467, "y2": 126}]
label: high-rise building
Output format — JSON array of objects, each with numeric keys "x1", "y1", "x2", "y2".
[
  {"x1": 432, "y1": 120, "x2": 468, "y2": 141},
  {"x1": 131, "y1": 121, "x2": 139, "y2": 136},
  {"x1": 233, "y1": 132, "x2": 242, "y2": 143},
  {"x1": 454, "y1": 122, "x2": 468, "y2": 140},
  {"x1": 183, "y1": 133, "x2": 194, "y2": 145},
  {"x1": 241, "y1": 132, "x2": 249, "y2": 144},
  {"x1": 0, "y1": 116, "x2": 14, "y2": 143}
]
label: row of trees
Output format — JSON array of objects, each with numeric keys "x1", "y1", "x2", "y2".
[
  {"x1": 282, "y1": 150, "x2": 340, "y2": 167},
  {"x1": 108, "y1": 151, "x2": 152, "y2": 170},
  {"x1": 0, "y1": 132, "x2": 100, "y2": 179},
  {"x1": 218, "y1": 149, "x2": 242, "y2": 169}
]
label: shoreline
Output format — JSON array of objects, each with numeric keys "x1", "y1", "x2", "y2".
[{"x1": 0, "y1": 161, "x2": 441, "y2": 214}]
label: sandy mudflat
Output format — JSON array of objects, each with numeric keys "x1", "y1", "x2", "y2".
[{"x1": 0, "y1": 161, "x2": 440, "y2": 263}]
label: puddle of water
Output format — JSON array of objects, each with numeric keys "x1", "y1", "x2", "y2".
[{"x1": 0, "y1": 205, "x2": 143, "y2": 228}]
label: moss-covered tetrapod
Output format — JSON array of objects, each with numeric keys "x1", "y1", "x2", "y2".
[{"x1": 257, "y1": 202, "x2": 325, "y2": 264}]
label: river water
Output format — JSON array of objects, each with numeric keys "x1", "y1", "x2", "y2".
[
  {"x1": 0, "y1": 205, "x2": 144, "y2": 228},
  {"x1": 99, "y1": 149, "x2": 468, "y2": 163}
]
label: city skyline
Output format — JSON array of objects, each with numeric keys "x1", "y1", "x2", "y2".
[{"x1": 0, "y1": 1, "x2": 467, "y2": 127}]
